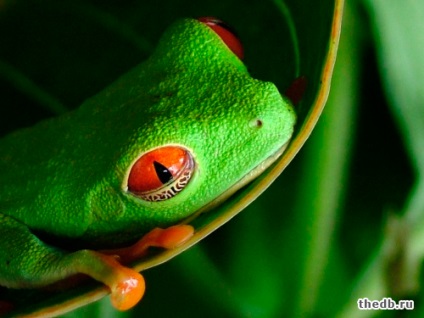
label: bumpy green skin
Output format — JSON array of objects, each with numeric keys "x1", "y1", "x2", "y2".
[{"x1": 0, "y1": 19, "x2": 295, "y2": 288}]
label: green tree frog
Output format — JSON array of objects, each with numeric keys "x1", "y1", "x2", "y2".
[{"x1": 0, "y1": 17, "x2": 296, "y2": 311}]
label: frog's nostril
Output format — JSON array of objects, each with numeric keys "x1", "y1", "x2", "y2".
[{"x1": 250, "y1": 119, "x2": 263, "y2": 128}]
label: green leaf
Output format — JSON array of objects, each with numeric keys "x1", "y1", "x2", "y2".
[{"x1": 338, "y1": 1, "x2": 424, "y2": 317}]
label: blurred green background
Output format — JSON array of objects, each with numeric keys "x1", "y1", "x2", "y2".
[{"x1": 1, "y1": 0, "x2": 423, "y2": 317}]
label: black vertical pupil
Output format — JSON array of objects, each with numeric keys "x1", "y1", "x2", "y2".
[{"x1": 153, "y1": 161, "x2": 173, "y2": 184}]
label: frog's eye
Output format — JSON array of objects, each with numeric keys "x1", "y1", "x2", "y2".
[
  {"x1": 198, "y1": 17, "x2": 244, "y2": 60},
  {"x1": 127, "y1": 146, "x2": 195, "y2": 202}
]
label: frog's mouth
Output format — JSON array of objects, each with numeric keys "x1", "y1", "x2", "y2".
[{"x1": 182, "y1": 139, "x2": 291, "y2": 224}]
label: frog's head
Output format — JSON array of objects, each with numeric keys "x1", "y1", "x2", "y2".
[{"x1": 92, "y1": 18, "x2": 296, "y2": 236}]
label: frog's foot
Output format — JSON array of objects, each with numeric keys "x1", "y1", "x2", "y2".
[
  {"x1": 92, "y1": 224, "x2": 193, "y2": 310},
  {"x1": 0, "y1": 214, "x2": 193, "y2": 312},
  {"x1": 90, "y1": 253, "x2": 145, "y2": 311},
  {"x1": 51, "y1": 250, "x2": 145, "y2": 311},
  {"x1": 0, "y1": 214, "x2": 147, "y2": 311},
  {"x1": 102, "y1": 224, "x2": 195, "y2": 263}
]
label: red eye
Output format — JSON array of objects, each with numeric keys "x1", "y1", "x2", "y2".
[
  {"x1": 284, "y1": 76, "x2": 307, "y2": 106},
  {"x1": 198, "y1": 17, "x2": 244, "y2": 60},
  {"x1": 127, "y1": 146, "x2": 195, "y2": 202}
]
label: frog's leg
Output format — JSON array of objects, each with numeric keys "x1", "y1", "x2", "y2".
[
  {"x1": 101, "y1": 224, "x2": 194, "y2": 264},
  {"x1": 0, "y1": 214, "x2": 144, "y2": 311}
]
